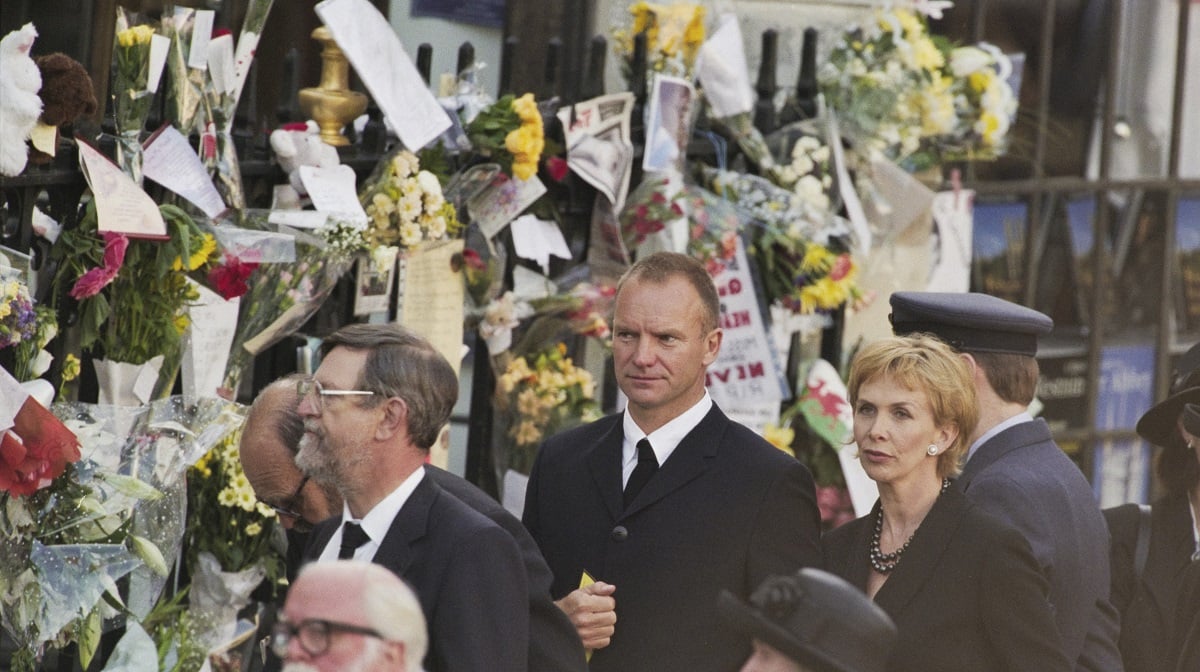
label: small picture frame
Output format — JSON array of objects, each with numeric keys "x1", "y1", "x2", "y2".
[{"x1": 353, "y1": 250, "x2": 397, "y2": 316}]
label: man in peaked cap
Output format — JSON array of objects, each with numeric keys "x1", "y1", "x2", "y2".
[
  {"x1": 718, "y1": 568, "x2": 897, "y2": 672},
  {"x1": 889, "y1": 291, "x2": 1123, "y2": 672}
]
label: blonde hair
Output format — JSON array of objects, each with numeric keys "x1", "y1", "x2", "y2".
[{"x1": 847, "y1": 335, "x2": 979, "y2": 478}]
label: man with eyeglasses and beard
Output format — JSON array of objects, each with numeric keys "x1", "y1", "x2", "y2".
[
  {"x1": 296, "y1": 323, "x2": 529, "y2": 672},
  {"x1": 273, "y1": 559, "x2": 426, "y2": 672},
  {"x1": 242, "y1": 369, "x2": 587, "y2": 672}
]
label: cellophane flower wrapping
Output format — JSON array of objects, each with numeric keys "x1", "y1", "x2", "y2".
[
  {"x1": 619, "y1": 172, "x2": 740, "y2": 276},
  {"x1": 706, "y1": 163, "x2": 863, "y2": 320},
  {"x1": 198, "y1": 0, "x2": 276, "y2": 211},
  {"x1": 818, "y1": 7, "x2": 1017, "y2": 171},
  {"x1": 162, "y1": 6, "x2": 207, "y2": 137},
  {"x1": 612, "y1": 1, "x2": 710, "y2": 83},
  {"x1": 111, "y1": 8, "x2": 157, "y2": 184},
  {"x1": 220, "y1": 211, "x2": 363, "y2": 393},
  {"x1": 0, "y1": 395, "x2": 242, "y2": 671},
  {"x1": 185, "y1": 415, "x2": 283, "y2": 655}
]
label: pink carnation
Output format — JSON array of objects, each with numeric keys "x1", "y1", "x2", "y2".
[{"x1": 69, "y1": 232, "x2": 128, "y2": 299}]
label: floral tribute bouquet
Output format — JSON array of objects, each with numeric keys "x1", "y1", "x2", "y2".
[
  {"x1": 220, "y1": 211, "x2": 365, "y2": 393},
  {"x1": 111, "y1": 9, "x2": 159, "y2": 184},
  {"x1": 1, "y1": 277, "x2": 37, "y2": 351},
  {"x1": 51, "y1": 202, "x2": 217, "y2": 403},
  {"x1": 819, "y1": 6, "x2": 1017, "y2": 171},
  {"x1": 495, "y1": 342, "x2": 602, "y2": 474},
  {"x1": 619, "y1": 173, "x2": 740, "y2": 276},
  {"x1": 0, "y1": 381, "x2": 178, "y2": 671},
  {"x1": 707, "y1": 165, "x2": 863, "y2": 320},
  {"x1": 183, "y1": 419, "x2": 284, "y2": 660},
  {"x1": 466, "y1": 93, "x2": 546, "y2": 181},
  {"x1": 197, "y1": 0, "x2": 276, "y2": 210},
  {"x1": 612, "y1": 1, "x2": 707, "y2": 82},
  {"x1": 361, "y1": 148, "x2": 462, "y2": 258}
]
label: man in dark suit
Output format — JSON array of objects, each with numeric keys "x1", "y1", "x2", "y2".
[
  {"x1": 296, "y1": 323, "x2": 529, "y2": 672},
  {"x1": 524, "y1": 252, "x2": 823, "y2": 672},
  {"x1": 890, "y1": 291, "x2": 1123, "y2": 672},
  {"x1": 243, "y1": 375, "x2": 587, "y2": 672}
]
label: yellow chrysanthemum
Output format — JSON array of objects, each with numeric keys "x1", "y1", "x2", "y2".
[
  {"x1": 968, "y1": 70, "x2": 993, "y2": 94},
  {"x1": 512, "y1": 420, "x2": 543, "y2": 446},
  {"x1": 61, "y1": 354, "x2": 81, "y2": 382},
  {"x1": 911, "y1": 37, "x2": 944, "y2": 72},
  {"x1": 800, "y1": 243, "x2": 834, "y2": 274}
]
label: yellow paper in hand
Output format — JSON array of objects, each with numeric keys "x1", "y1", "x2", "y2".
[{"x1": 580, "y1": 570, "x2": 596, "y2": 662}]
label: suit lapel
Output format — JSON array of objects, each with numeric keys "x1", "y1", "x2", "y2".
[
  {"x1": 586, "y1": 420, "x2": 626, "y2": 523},
  {"x1": 620, "y1": 406, "x2": 724, "y2": 518},
  {"x1": 373, "y1": 476, "x2": 437, "y2": 576},
  {"x1": 958, "y1": 419, "x2": 1051, "y2": 489},
  {"x1": 873, "y1": 488, "x2": 965, "y2": 617}
]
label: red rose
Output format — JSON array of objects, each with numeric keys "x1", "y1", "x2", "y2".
[
  {"x1": 0, "y1": 398, "x2": 81, "y2": 497},
  {"x1": 829, "y1": 253, "x2": 853, "y2": 281}
]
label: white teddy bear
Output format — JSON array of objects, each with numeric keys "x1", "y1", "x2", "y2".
[{"x1": 268, "y1": 121, "x2": 341, "y2": 209}]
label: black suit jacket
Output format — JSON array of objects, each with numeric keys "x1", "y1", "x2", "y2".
[
  {"x1": 424, "y1": 465, "x2": 588, "y2": 672},
  {"x1": 523, "y1": 405, "x2": 822, "y2": 672},
  {"x1": 304, "y1": 474, "x2": 529, "y2": 672},
  {"x1": 822, "y1": 487, "x2": 1072, "y2": 672},
  {"x1": 957, "y1": 419, "x2": 1121, "y2": 672},
  {"x1": 1106, "y1": 494, "x2": 1197, "y2": 672}
]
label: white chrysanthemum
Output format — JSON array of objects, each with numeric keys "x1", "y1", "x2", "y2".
[
  {"x1": 397, "y1": 195, "x2": 422, "y2": 223},
  {"x1": 400, "y1": 220, "x2": 424, "y2": 247},
  {"x1": 949, "y1": 46, "x2": 992, "y2": 77}
]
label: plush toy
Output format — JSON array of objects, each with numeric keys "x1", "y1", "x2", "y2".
[
  {"x1": 269, "y1": 121, "x2": 341, "y2": 209},
  {"x1": 28, "y1": 52, "x2": 97, "y2": 165},
  {"x1": 0, "y1": 23, "x2": 43, "y2": 177}
]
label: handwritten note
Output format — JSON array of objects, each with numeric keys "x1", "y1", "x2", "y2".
[
  {"x1": 299, "y1": 165, "x2": 368, "y2": 224},
  {"x1": 77, "y1": 141, "x2": 168, "y2": 239},
  {"x1": 316, "y1": 0, "x2": 451, "y2": 150},
  {"x1": 143, "y1": 125, "x2": 227, "y2": 218},
  {"x1": 397, "y1": 239, "x2": 465, "y2": 375}
]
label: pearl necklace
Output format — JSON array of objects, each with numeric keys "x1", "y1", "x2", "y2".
[{"x1": 870, "y1": 479, "x2": 950, "y2": 575}]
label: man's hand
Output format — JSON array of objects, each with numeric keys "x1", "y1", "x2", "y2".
[{"x1": 555, "y1": 581, "x2": 618, "y2": 650}]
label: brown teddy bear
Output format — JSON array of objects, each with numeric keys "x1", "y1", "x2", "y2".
[{"x1": 29, "y1": 52, "x2": 97, "y2": 165}]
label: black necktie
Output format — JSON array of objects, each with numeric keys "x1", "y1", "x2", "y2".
[
  {"x1": 339, "y1": 521, "x2": 370, "y2": 559},
  {"x1": 624, "y1": 438, "x2": 659, "y2": 507}
]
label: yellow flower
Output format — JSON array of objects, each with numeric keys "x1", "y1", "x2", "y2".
[
  {"x1": 512, "y1": 93, "x2": 539, "y2": 124},
  {"x1": 61, "y1": 354, "x2": 81, "y2": 382},
  {"x1": 172, "y1": 233, "x2": 217, "y2": 271},
  {"x1": 173, "y1": 313, "x2": 190, "y2": 335},
  {"x1": 977, "y1": 111, "x2": 1003, "y2": 146},
  {"x1": 245, "y1": 522, "x2": 263, "y2": 537},
  {"x1": 968, "y1": 70, "x2": 993, "y2": 94},
  {"x1": 800, "y1": 243, "x2": 834, "y2": 274},
  {"x1": 257, "y1": 501, "x2": 276, "y2": 518},
  {"x1": 117, "y1": 25, "x2": 155, "y2": 49},
  {"x1": 911, "y1": 37, "x2": 944, "y2": 71},
  {"x1": 237, "y1": 488, "x2": 257, "y2": 512},
  {"x1": 892, "y1": 9, "x2": 923, "y2": 37},
  {"x1": 763, "y1": 424, "x2": 795, "y2": 456}
]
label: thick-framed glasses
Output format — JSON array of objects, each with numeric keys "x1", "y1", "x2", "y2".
[
  {"x1": 266, "y1": 474, "x2": 310, "y2": 531},
  {"x1": 296, "y1": 377, "x2": 375, "y2": 412},
  {"x1": 271, "y1": 617, "x2": 384, "y2": 659}
]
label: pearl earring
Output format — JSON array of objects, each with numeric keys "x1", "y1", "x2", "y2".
[{"x1": 927, "y1": 444, "x2": 939, "y2": 456}]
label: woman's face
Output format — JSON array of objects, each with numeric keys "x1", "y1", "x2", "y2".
[{"x1": 853, "y1": 374, "x2": 954, "y2": 489}]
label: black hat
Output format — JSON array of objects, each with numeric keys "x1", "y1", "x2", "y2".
[
  {"x1": 1135, "y1": 342, "x2": 1200, "y2": 447},
  {"x1": 889, "y1": 291, "x2": 1053, "y2": 357},
  {"x1": 718, "y1": 569, "x2": 897, "y2": 672}
]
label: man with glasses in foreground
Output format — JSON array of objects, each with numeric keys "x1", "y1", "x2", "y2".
[
  {"x1": 274, "y1": 559, "x2": 426, "y2": 672},
  {"x1": 297, "y1": 323, "x2": 529, "y2": 672}
]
